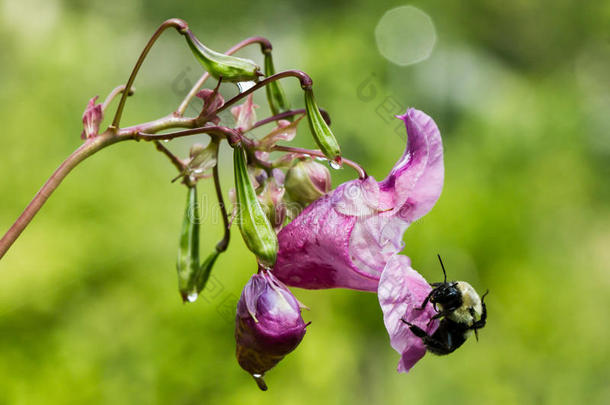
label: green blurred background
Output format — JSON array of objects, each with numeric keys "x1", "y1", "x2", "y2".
[{"x1": 1, "y1": 0, "x2": 609, "y2": 404}]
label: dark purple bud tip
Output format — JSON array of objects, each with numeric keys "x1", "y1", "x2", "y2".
[{"x1": 252, "y1": 373, "x2": 268, "y2": 391}]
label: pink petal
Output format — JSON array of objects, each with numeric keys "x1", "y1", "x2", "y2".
[
  {"x1": 231, "y1": 94, "x2": 258, "y2": 132},
  {"x1": 378, "y1": 255, "x2": 438, "y2": 373},
  {"x1": 273, "y1": 189, "x2": 379, "y2": 291},
  {"x1": 258, "y1": 116, "x2": 303, "y2": 150}
]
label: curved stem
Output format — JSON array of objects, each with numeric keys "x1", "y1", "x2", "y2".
[
  {"x1": 251, "y1": 108, "x2": 330, "y2": 130},
  {"x1": 272, "y1": 145, "x2": 367, "y2": 179},
  {"x1": 0, "y1": 113, "x2": 198, "y2": 260},
  {"x1": 175, "y1": 36, "x2": 273, "y2": 117},
  {"x1": 215, "y1": 70, "x2": 313, "y2": 116},
  {"x1": 212, "y1": 142, "x2": 230, "y2": 253},
  {"x1": 102, "y1": 85, "x2": 135, "y2": 112},
  {"x1": 110, "y1": 18, "x2": 188, "y2": 130},
  {"x1": 136, "y1": 126, "x2": 241, "y2": 144},
  {"x1": 0, "y1": 134, "x2": 125, "y2": 259},
  {"x1": 154, "y1": 141, "x2": 186, "y2": 172}
]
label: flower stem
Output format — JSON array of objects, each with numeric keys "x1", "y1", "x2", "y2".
[
  {"x1": 110, "y1": 18, "x2": 188, "y2": 130},
  {"x1": 212, "y1": 142, "x2": 230, "y2": 253},
  {"x1": 250, "y1": 108, "x2": 330, "y2": 130},
  {"x1": 175, "y1": 36, "x2": 273, "y2": 117},
  {"x1": 272, "y1": 145, "x2": 367, "y2": 179},
  {"x1": 0, "y1": 133, "x2": 125, "y2": 259},
  {"x1": 154, "y1": 141, "x2": 186, "y2": 172},
  {"x1": 102, "y1": 84, "x2": 135, "y2": 112},
  {"x1": 136, "y1": 126, "x2": 241, "y2": 144}
]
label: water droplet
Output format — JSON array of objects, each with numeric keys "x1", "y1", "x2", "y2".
[
  {"x1": 237, "y1": 81, "x2": 257, "y2": 93},
  {"x1": 329, "y1": 160, "x2": 342, "y2": 170},
  {"x1": 162, "y1": 139, "x2": 170, "y2": 143},
  {"x1": 186, "y1": 292, "x2": 198, "y2": 302},
  {"x1": 314, "y1": 156, "x2": 325, "y2": 162}
]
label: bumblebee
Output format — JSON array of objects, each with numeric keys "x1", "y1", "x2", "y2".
[{"x1": 402, "y1": 255, "x2": 488, "y2": 355}]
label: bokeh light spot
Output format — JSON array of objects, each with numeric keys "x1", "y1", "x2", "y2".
[{"x1": 375, "y1": 5, "x2": 436, "y2": 66}]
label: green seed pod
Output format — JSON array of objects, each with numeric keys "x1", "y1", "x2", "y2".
[
  {"x1": 177, "y1": 185, "x2": 201, "y2": 302},
  {"x1": 264, "y1": 52, "x2": 291, "y2": 118},
  {"x1": 185, "y1": 29, "x2": 261, "y2": 82},
  {"x1": 303, "y1": 88, "x2": 341, "y2": 164},
  {"x1": 234, "y1": 145, "x2": 278, "y2": 267},
  {"x1": 194, "y1": 250, "x2": 221, "y2": 294}
]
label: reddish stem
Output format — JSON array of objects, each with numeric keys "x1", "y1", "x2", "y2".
[{"x1": 272, "y1": 145, "x2": 367, "y2": 179}]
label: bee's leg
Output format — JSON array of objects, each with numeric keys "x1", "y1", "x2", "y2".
[
  {"x1": 427, "y1": 310, "x2": 448, "y2": 326},
  {"x1": 402, "y1": 319, "x2": 455, "y2": 355},
  {"x1": 469, "y1": 300, "x2": 487, "y2": 341},
  {"x1": 401, "y1": 319, "x2": 428, "y2": 338},
  {"x1": 470, "y1": 301, "x2": 487, "y2": 330},
  {"x1": 414, "y1": 290, "x2": 435, "y2": 311}
]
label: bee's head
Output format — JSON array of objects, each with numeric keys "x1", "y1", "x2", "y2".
[{"x1": 429, "y1": 255, "x2": 463, "y2": 312}]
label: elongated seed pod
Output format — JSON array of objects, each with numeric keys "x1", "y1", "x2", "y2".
[
  {"x1": 184, "y1": 29, "x2": 261, "y2": 82},
  {"x1": 194, "y1": 250, "x2": 220, "y2": 294},
  {"x1": 177, "y1": 185, "x2": 200, "y2": 302},
  {"x1": 234, "y1": 146, "x2": 278, "y2": 267},
  {"x1": 304, "y1": 88, "x2": 341, "y2": 164},
  {"x1": 264, "y1": 52, "x2": 291, "y2": 118}
]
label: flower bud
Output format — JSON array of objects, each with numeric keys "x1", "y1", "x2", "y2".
[
  {"x1": 303, "y1": 88, "x2": 341, "y2": 165},
  {"x1": 81, "y1": 96, "x2": 103, "y2": 140},
  {"x1": 235, "y1": 270, "x2": 307, "y2": 390},
  {"x1": 285, "y1": 158, "x2": 331, "y2": 206},
  {"x1": 184, "y1": 29, "x2": 261, "y2": 82},
  {"x1": 176, "y1": 185, "x2": 201, "y2": 302},
  {"x1": 234, "y1": 145, "x2": 279, "y2": 267},
  {"x1": 187, "y1": 142, "x2": 217, "y2": 173},
  {"x1": 263, "y1": 51, "x2": 291, "y2": 117},
  {"x1": 257, "y1": 169, "x2": 287, "y2": 229}
]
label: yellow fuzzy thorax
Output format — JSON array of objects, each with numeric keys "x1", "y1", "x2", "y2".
[{"x1": 447, "y1": 281, "x2": 482, "y2": 327}]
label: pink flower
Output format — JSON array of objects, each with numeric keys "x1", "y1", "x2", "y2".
[
  {"x1": 272, "y1": 108, "x2": 444, "y2": 291},
  {"x1": 80, "y1": 96, "x2": 103, "y2": 140},
  {"x1": 270, "y1": 107, "x2": 444, "y2": 372}
]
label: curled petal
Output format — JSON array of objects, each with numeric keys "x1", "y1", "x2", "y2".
[
  {"x1": 378, "y1": 255, "x2": 438, "y2": 372},
  {"x1": 379, "y1": 108, "x2": 444, "y2": 221}
]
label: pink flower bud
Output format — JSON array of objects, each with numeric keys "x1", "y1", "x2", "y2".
[
  {"x1": 81, "y1": 96, "x2": 103, "y2": 140},
  {"x1": 235, "y1": 270, "x2": 307, "y2": 390},
  {"x1": 257, "y1": 169, "x2": 287, "y2": 229}
]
